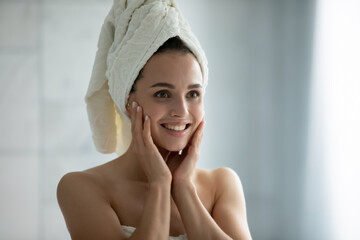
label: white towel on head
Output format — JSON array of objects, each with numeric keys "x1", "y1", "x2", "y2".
[{"x1": 85, "y1": 0, "x2": 208, "y2": 155}]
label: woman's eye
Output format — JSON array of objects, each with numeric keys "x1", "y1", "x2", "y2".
[
  {"x1": 187, "y1": 91, "x2": 200, "y2": 98},
  {"x1": 154, "y1": 91, "x2": 170, "y2": 98}
]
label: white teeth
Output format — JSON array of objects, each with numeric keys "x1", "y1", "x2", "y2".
[{"x1": 164, "y1": 124, "x2": 186, "y2": 131}]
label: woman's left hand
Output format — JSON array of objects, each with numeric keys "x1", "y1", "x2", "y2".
[{"x1": 166, "y1": 120, "x2": 205, "y2": 185}]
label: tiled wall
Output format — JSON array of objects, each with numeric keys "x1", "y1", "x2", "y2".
[
  {"x1": 1, "y1": 1, "x2": 40, "y2": 239},
  {"x1": 0, "y1": 1, "x2": 115, "y2": 239}
]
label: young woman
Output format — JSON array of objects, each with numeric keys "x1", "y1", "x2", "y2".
[{"x1": 57, "y1": 1, "x2": 252, "y2": 239}]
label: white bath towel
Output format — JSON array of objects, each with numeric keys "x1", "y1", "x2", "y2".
[{"x1": 85, "y1": 0, "x2": 208, "y2": 155}]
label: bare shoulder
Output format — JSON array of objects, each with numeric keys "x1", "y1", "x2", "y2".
[
  {"x1": 194, "y1": 167, "x2": 244, "y2": 213},
  {"x1": 196, "y1": 166, "x2": 240, "y2": 178},
  {"x1": 214, "y1": 167, "x2": 243, "y2": 189},
  {"x1": 57, "y1": 171, "x2": 124, "y2": 239},
  {"x1": 56, "y1": 171, "x2": 108, "y2": 223},
  {"x1": 57, "y1": 159, "x2": 117, "y2": 203},
  {"x1": 57, "y1": 172, "x2": 104, "y2": 203},
  {"x1": 195, "y1": 167, "x2": 243, "y2": 192}
]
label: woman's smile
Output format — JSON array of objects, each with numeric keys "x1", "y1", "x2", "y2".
[{"x1": 161, "y1": 122, "x2": 192, "y2": 137}]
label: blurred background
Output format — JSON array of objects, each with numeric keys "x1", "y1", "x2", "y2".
[{"x1": 0, "y1": 0, "x2": 359, "y2": 239}]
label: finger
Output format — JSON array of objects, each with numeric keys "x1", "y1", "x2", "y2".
[
  {"x1": 190, "y1": 120, "x2": 205, "y2": 149},
  {"x1": 186, "y1": 145, "x2": 199, "y2": 167},
  {"x1": 134, "y1": 105, "x2": 145, "y2": 147},
  {"x1": 130, "y1": 101, "x2": 137, "y2": 133},
  {"x1": 142, "y1": 115, "x2": 155, "y2": 148}
]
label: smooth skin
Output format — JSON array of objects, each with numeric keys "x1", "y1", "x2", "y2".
[{"x1": 57, "y1": 52, "x2": 252, "y2": 240}]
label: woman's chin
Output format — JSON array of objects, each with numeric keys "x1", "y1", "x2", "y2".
[
  {"x1": 168, "y1": 146, "x2": 184, "y2": 152},
  {"x1": 156, "y1": 141, "x2": 187, "y2": 153}
]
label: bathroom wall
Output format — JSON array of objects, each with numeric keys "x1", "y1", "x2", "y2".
[{"x1": 0, "y1": 0, "x2": 315, "y2": 239}]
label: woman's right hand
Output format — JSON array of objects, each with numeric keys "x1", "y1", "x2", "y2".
[{"x1": 128, "y1": 101, "x2": 172, "y2": 184}]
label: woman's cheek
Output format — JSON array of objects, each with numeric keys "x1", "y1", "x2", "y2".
[
  {"x1": 190, "y1": 105, "x2": 204, "y2": 134},
  {"x1": 140, "y1": 102, "x2": 153, "y2": 117},
  {"x1": 142, "y1": 107, "x2": 160, "y2": 129},
  {"x1": 194, "y1": 103, "x2": 205, "y2": 121}
]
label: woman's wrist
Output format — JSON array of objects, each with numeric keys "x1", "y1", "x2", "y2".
[
  {"x1": 149, "y1": 177, "x2": 172, "y2": 190},
  {"x1": 172, "y1": 176, "x2": 194, "y2": 188},
  {"x1": 171, "y1": 179, "x2": 195, "y2": 199}
]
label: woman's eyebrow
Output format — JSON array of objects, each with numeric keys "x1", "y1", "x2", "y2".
[
  {"x1": 188, "y1": 84, "x2": 202, "y2": 89},
  {"x1": 150, "y1": 83, "x2": 202, "y2": 89},
  {"x1": 151, "y1": 83, "x2": 175, "y2": 89}
]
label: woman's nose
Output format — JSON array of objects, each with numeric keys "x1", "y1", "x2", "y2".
[{"x1": 170, "y1": 97, "x2": 188, "y2": 117}]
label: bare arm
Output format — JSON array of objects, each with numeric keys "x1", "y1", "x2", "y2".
[
  {"x1": 211, "y1": 168, "x2": 252, "y2": 239},
  {"x1": 57, "y1": 103, "x2": 173, "y2": 240},
  {"x1": 128, "y1": 181, "x2": 171, "y2": 240},
  {"x1": 172, "y1": 179, "x2": 232, "y2": 240},
  {"x1": 126, "y1": 103, "x2": 172, "y2": 240},
  {"x1": 168, "y1": 118, "x2": 252, "y2": 239},
  {"x1": 169, "y1": 121, "x2": 232, "y2": 239},
  {"x1": 172, "y1": 168, "x2": 252, "y2": 240}
]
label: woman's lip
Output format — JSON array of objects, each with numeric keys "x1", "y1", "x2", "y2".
[
  {"x1": 161, "y1": 122, "x2": 191, "y2": 126},
  {"x1": 161, "y1": 124, "x2": 190, "y2": 137}
]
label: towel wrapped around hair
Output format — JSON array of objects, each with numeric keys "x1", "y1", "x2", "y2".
[{"x1": 85, "y1": 0, "x2": 208, "y2": 155}]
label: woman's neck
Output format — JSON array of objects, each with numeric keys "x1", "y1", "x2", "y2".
[{"x1": 118, "y1": 145, "x2": 172, "y2": 182}]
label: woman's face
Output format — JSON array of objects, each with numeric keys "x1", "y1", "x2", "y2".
[{"x1": 127, "y1": 51, "x2": 204, "y2": 152}]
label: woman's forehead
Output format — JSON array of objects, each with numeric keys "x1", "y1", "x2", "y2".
[{"x1": 140, "y1": 52, "x2": 203, "y2": 87}]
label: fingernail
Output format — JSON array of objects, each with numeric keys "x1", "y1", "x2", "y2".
[
  {"x1": 145, "y1": 115, "x2": 149, "y2": 121},
  {"x1": 132, "y1": 101, "x2": 136, "y2": 108},
  {"x1": 137, "y1": 106, "x2": 141, "y2": 112}
]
